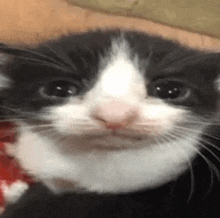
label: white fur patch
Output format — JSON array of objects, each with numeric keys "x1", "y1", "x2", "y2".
[
  {"x1": 2, "y1": 180, "x2": 29, "y2": 204},
  {"x1": 94, "y1": 39, "x2": 145, "y2": 103}
]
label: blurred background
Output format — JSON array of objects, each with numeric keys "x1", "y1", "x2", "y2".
[{"x1": 0, "y1": 0, "x2": 220, "y2": 50}]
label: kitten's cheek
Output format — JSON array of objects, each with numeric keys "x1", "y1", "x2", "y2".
[
  {"x1": 144, "y1": 125, "x2": 166, "y2": 136},
  {"x1": 53, "y1": 120, "x2": 79, "y2": 135},
  {"x1": 143, "y1": 123, "x2": 172, "y2": 136}
]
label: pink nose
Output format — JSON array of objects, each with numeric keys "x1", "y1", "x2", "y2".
[{"x1": 92, "y1": 100, "x2": 139, "y2": 130}]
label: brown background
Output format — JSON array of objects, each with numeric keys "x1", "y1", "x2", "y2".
[{"x1": 0, "y1": 0, "x2": 220, "y2": 50}]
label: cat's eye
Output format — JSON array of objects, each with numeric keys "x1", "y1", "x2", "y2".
[
  {"x1": 41, "y1": 80, "x2": 78, "y2": 98},
  {"x1": 152, "y1": 81, "x2": 189, "y2": 101}
]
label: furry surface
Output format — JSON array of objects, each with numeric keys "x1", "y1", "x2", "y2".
[{"x1": 1, "y1": 29, "x2": 220, "y2": 217}]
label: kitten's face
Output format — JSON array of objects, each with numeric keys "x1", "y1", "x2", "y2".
[
  {"x1": 43, "y1": 40, "x2": 189, "y2": 147},
  {"x1": 1, "y1": 30, "x2": 220, "y2": 193}
]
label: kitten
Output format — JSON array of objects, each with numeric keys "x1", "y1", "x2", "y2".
[{"x1": 1, "y1": 29, "x2": 220, "y2": 217}]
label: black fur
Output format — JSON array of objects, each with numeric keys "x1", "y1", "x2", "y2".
[{"x1": 1, "y1": 30, "x2": 220, "y2": 120}]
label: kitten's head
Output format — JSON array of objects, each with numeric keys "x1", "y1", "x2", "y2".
[{"x1": 1, "y1": 30, "x2": 220, "y2": 192}]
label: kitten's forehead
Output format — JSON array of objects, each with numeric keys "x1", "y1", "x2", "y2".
[{"x1": 96, "y1": 38, "x2": 146, "y2": 99}]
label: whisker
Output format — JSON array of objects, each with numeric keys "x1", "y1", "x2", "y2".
[
  {"x1": 0, "y1": 118, "x2": 21, "y2": 123},
  {"x1": 202, "y1": 131, "x2": 220, "y2": 141},
  {"x1": 184, "y1": 113, "x2": 220, "y2": 125},
  {"x1": 173, "y1": 125, "x2": 220, "y2": 141},
  {"x1": 164, "y1": 132, "x2": 195, "y2": 203},
  {"x1": 197, "y1": 137, "x2": 220, "y2": 153},
  {"x1": 172, "y1": 130, "x2": 219, "y2": 195},
  {"x1": 41, "y1": 130, "x2": 62, "y2": 140},
  {"x1": 0, "y1": 106, "x2": 40, "y2": 118},
  {"x1": 45, "y1": 44, "x2": 78, "y2": 72},
  {"x1": 185, "y1": 120, "x2": 220, "y2": 126},
  {"x1": 172, "y1": 125, "x2": 203, "y2": 134},
  {"x1": 19, "y1": 124, "x2": 55, "y2": 131},
  {"x1": 0, "y1": 106, "x2": 22, "y2": 114},
  {"x1": 137, "y1": 123, "x2": 163, "y2": 127},
  {"x1": 156, "y1": 131, "x2": 196, "y2": 201},
  {"x1": 15, "y1": 56, "x2": 72, "y2": 74},
  {"x1": 184, "y1": 120, "x2": 212, "y2": 125},
  {"x1": 174, "y1": 128, "x2": 220, "y2": 165},
  {"x1": 0, "y1": 45, "x2": 66, "y2": 67}
]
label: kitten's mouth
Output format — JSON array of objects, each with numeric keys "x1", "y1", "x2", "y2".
[
  {"x1": 77, "y1": 130, "x2": 152, "y2": 150},
  {"x1": 53, "y1": 129, "x2": 157, "y2": 151},
  {"x1": 84, "y1": 131, "x2": 143, "y2": 141}
]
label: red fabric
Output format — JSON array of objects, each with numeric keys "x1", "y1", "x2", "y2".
[{"x1": 0, "y1": 122, "x2": 34, "y2": 209}]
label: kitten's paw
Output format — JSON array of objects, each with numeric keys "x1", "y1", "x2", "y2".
[{"x1": 2, "y1": 180, "x2": 29, "y2": 204}]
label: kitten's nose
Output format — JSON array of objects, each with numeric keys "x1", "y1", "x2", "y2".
[{"x1": 92, "y1": 100, "x2": 139, "y2": 130}]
